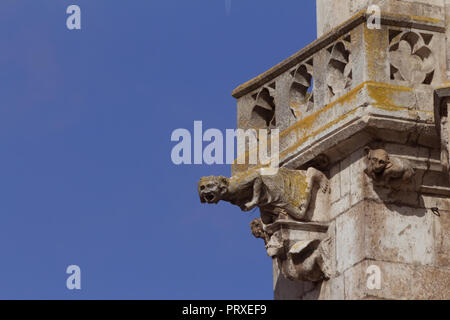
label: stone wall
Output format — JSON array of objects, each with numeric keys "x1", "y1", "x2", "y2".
[{"x1": 272, "y1": 143, "x2": 450, "y2": 299}]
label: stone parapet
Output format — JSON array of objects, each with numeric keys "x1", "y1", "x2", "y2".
[{"x1": 232, "y1": 11, "x2": 446, "y2": 177}]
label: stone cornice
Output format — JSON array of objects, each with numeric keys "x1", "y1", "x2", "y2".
[{"x1": 232, "y1": 82, "x2": 438, "y2": 174}]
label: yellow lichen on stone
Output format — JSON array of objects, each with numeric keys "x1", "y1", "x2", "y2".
[
  {"x1": 233, "y1": 81, "x2": 431, "y2": 174},
  {"x1": 281, "y1": 83, "x2": 363, "y2": 139},
  {"x1": 437, "y1": 82, "x2": 450, "y2": 89},
  {"x1": 280, "y1": 107, "x2": 359, "y2": 159},
  {"x1": 364, "y1": 26, "x2": 387, "y2": 81},
  {"x1": 366, "y1": 81, "x2": 412, "y2": 110},
  {"x1": 279, "y1": 169, "x2": 309, "y2": 207},
  {"x1": 385, "y1": 12, "x2": 441, "y2": 24}
]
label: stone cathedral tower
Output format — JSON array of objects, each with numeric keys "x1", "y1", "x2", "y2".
[{"x1": 198, "y1": 0, "x2": 450, "y2": 299}]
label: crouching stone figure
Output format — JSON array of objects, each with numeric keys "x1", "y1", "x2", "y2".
[{"x1": 198, "y1": 167, "x2": 329, "y2": 223}]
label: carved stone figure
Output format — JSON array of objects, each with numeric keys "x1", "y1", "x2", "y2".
[
  {"x1": 250, "y1": 218, "x2": 267, "y2": 243},
  {"x1": 198, "y1": 167, "x2": 329, "y2": 223},
  {"x1": 249, "y1": 216, "x2": 333, "y2": 282},
  {"x1": 259, "y1": 229, "x2": 332, "y2": 282},
  {"x1": 364, "y1": 147, "x2": 415, "y2": 185},
  {"x1": 280, "y1": 237, "x2": 332, "y2": 282},
  {"x1": 265, "y1": 230, "x2": 285, "y2": 257}
]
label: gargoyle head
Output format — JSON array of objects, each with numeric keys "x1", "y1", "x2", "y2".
[
  {"x1": 198, "y1": 176, "x2": 229, "y2": 204},
  {"x1": 250, "y1": 218, "x2": 265, "y2": 239},
  {"x1": 365, "y1": 147, "x2": 391, "y2": 175}
]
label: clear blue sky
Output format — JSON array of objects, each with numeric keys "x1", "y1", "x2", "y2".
[{"x1": 0, "y1": 0, "x2": 317, "y2": 299}]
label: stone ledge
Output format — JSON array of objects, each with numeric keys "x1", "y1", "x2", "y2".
[
  {"x1": 265, "y1": 220, "x2": 329, "y2": 234},
  {"x1": 232, "y1": 81, "x2": 440, "y2": 175},
  {"x1": 282, "y1": 112, "x2": 438, "y2": 170}
]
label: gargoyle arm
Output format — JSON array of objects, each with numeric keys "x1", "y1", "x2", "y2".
[
  {"x1": 285, "y1": 167, "x2": 328, "y2": 221},
  {"x1": 242, "y1": 177, "x2": 262, "y2": 211}
]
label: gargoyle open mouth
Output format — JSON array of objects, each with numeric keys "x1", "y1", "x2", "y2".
[
  {"x1": 204, "y1": 193, "x2": 216, "y2": 203},
  {"x1": 373, "y1": 170, "x2": 384, "y2": 176}
]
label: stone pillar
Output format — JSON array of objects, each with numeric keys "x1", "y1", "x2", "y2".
[{"x1": 199, "y1": 0, "x2": 450, "y2": 300}]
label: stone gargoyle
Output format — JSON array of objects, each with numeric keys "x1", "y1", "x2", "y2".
[
  {"x1": 281, "y1": 237, "x2": 332, "y2": 282},
  {"x1": 250, "y1": 218, "x2": 332, "y2": 282},
  {"x1": 198, "y1": 167, "x2": 329, "y2": 223},
  {"x1": 364, "y1": 147, "x2": 415, "y2": 187}
]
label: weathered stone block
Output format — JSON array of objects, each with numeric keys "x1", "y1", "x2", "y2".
[
  {"x1": 341, "y1": 156, "x2": 352, "y2": 197},
  {"x1": 336, "y1": 200, "x2": 435, "y2": 272},
  {"x1": 331, "y1": 195, "x2": 351, "y2": 220},
  {"x1": 336, "y1": 203, "x2": 366, "y2": 273},
  {"x1": 344, "y1": 260, "x2": 415, "y2": 300},
  {"x1": 318, "y1": 274, "x2": 345, "y2": 300},
  {"x1": 412, "y1": 266, "x2": 450, "y2": 299},
  {"x1": 370, "y1": 261, "x2": 415, "y2": 300},
  {"x1": 343, "y1": 260, "x2": 368, "y2": 300},
  {"x1": 349, "y1": 148, "x2": 368, "y2": 207},
  {"x1": 329, "y1": 163, "x2": 341, "y2": 204},
  {"x1": 434, "y1": 209, "x2": 450, "y2": 267},
  {"x1": 342, "y1": 259, "x2": 450, "y2": 300},
  {"x1": 366, "y1": 202, "x2": 434, "y2": 265}
]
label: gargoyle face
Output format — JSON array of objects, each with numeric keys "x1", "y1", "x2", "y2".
[
  {"x1": 369, "y1": 149, "x2": 390, "y2": 174},
  {"x1": 198, "y1": 176, "x2": 229, "y2": 204},
  {"x1": 250, "y1": 218, "x2": 264, "y2": 239}
]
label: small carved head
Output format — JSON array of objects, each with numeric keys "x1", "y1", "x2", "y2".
[
  {"x1": 265, "y1": 231, "x2": 284, "y2": 257},
  {"x1": 365, "y1": 147, "x2": 390, "y2": 174},
  {"x1": 198, "y1": 176, "x2": 229, "y2": 204},
  {"x1": 250, "y1": 218, "x2": 265, "y2": 239}
]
